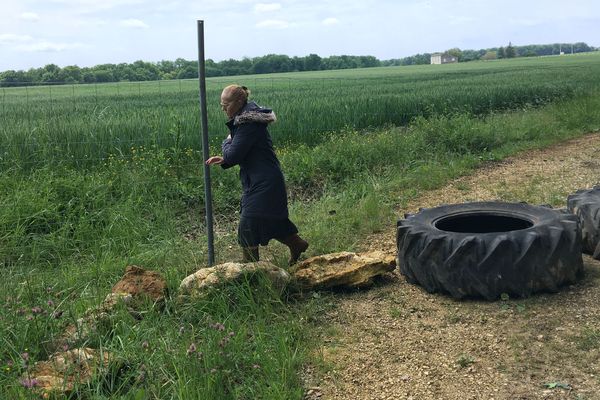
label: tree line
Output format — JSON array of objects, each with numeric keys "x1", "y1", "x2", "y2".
[
  {"x1": 1, "y1": 43, "x2": 596, "y2": 87},
  {"x1": 383, "y1": 42, "x2": 596, "y2": 66}
]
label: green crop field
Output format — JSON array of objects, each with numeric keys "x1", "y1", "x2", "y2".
[
  {"x1": 2, "y1": 53, "x2": 600, "y2": 399},
  {"x1": 2, "y1": 53, "x2": 600, "y2": 169}
]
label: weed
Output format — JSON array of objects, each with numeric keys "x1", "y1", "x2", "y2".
[
  {"x1": 575, "y1": 328, "x2": 600, "y2": 351},
  {"x1": 389, "y1": 307, "x2": 403, "y2": 319},
  {"x1": 446, "y1": 312, "x2": 463, "y2": 324},
  {"x1": 456, "y1": 354, "x2": 475, "y2": 368}
]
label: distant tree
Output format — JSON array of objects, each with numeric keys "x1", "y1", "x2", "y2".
[
  {"x1": 381, "y1": 58, "x2": 402, "y2": 66},
  {"x1": 82, "y1": 71, "x2": 96, "y2": 83},
  {"x1": 480, "y1": 51, "x2": 497, "y2": 60},
  {"x1": 157, "y1": 60, "x2": 175, "y2": 75},
  {"x1": 220, "y1": 58, "x2": 249, "y2": 75},
  {"x1": 40, "y1": 64, "x2": 61, "y2": 82},
  {"x1": 399, "y1": 53, "x2": 431, "y2": 65},
  {"x1": 572, "y1": 42, "x2": 592, "y2": 53},
  {"x1": 304, "y1": 54, "x2": 322, "y2": 71},
  {"x1": 358, "y1": 55, "x2": 379, "y2": 67},
  {"x1": 461, "y1": 49, "x2": 485, "y2": 62},
  {"x1": 287, "y1": 56, "x2": 303, "y2": 72},
  {"x1": 497, "y1": 47, "x2": 506, "y2": 59},
  {"x1": 0, "y1": 70, "x2": 31, "y2": 87},
  {"x1": 58, "y1": 65, "x2": 82, "y2": 83},
  {"x1": 176, "y1": 66, "x2": 197, "y2": 79},
  {"x1": 505, "y1": 42, "x2": 516, "y2": 58},
  {"x1": 205, "y1": 59, "x2": 221, "y2": 77},
  {"x1": 446, "y1": 48, "x2": 463, "y2": 61},
  {"x1": 24, "y1": 68, "x2": 42, "y2": 83},
  {"x1": 93, "y1": 70, "x2": 114, "y2": 83}
]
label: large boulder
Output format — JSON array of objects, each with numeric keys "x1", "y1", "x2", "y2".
[
  {"x1": 291, "y1": 251, "x2": 396, "y2": 289},
  {"x1": 111, "y1": 265, "x2": 167, "y2": 303},
  {"x1": 179, "y1": 261, "x2": 291, "y2": 297},
  {"x1": 22, "y1": 348, "x2": 112, "y2": 395}
]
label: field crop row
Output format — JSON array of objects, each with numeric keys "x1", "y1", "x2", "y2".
[{"x1": 1, "y1": 54, "x2": 600, "y2": 169}]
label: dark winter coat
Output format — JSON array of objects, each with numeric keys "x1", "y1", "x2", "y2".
[{"x1": 221, "y1": 101, "x2": 289, "y2": 219}]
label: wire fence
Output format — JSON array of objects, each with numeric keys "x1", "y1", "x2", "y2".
[
  {"x1": 2, "y1": 76, "x2": 387, "y2": 269},
  {"x1": 0, "y1": 76, "x2": 391, "y2": 172}
]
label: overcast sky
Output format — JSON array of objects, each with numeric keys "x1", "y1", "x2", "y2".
[{"x1": 1, "y1": 0, "x2": 599, "y2": 71}]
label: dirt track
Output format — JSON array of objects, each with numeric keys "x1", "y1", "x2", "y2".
[{"x1": 307, "y1": 133, "x2": 600, "y2": 400}]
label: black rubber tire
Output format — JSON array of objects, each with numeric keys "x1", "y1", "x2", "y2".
[
  {"x1": 567, "y1": 186, "x2": 600, "y2": 260},
  {"x1": 396, "y1": 202, "x2": 583, "y2": 300}
]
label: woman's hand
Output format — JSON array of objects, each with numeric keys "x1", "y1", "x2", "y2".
[{"x1": 205, "y1": 156, "x2": 224, "y2": 165}]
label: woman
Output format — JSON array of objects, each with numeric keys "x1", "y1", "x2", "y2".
[{"x1": 206, "y1": 84, "x2": 309, "y2": 264}]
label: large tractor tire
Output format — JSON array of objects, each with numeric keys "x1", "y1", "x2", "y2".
[
  {"x1": 567, "y1": 186, "x2": 600, "y2": 260},
  {"x1": 396, "y1": 202, "x2": 583, "y2": 300}
]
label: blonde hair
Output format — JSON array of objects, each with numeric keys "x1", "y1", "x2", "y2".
[{"x1": 222, "y1": 84, "x2": 250, "y2": 104}]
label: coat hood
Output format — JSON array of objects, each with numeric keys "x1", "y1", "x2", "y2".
[{"x1": 233, "y1": 101, "x2": 277, "y2": 126}]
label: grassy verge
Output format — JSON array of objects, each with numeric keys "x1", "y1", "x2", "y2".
[
  {"x1": 287, "y1": 91, "x2": 600, "y2": 253},
  {"x1": 1, "y1": 92, "x2": 600, "y2": 398}
]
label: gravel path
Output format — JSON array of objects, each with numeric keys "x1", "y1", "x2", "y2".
[{"x1": 306, "y1": 133, "x2": 600, "y2": 400}]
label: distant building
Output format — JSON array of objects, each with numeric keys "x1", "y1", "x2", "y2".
[{"x1": 430, "y1": 53, "x2": 458, "y2": 65}]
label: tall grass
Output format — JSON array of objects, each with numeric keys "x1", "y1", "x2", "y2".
[{"x1": 2, "y1": 54, "x2": 600, "y2": 169}]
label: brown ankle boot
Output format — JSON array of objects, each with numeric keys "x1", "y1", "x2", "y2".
[
  {"x1": 278, "y1": 234, "x2": 309, "y2": 265},
  {"x1": 242, "y1": 247, "x2": 259, "y2": 263}
]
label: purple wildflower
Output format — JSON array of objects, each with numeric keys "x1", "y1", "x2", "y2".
[
  {"x1": 136, "y1": 364, "x2": 147, "y2": 382},
  {"x1": 21, "y1": 352, "x2": 29, "y2": 362},
  {"x1": 141, "y1": 341, "x2": 149, "y2": 350},
  {"x1": 20, "y1": 378, "x2": 38, "y2": 389},
  {"x1": 47, "y1": 300, "x2": 54, "y2": 307},
  {"x1": 211, "y1": 323, "x2": 225, "y2": 331},
  {"x1": 31, "y1": 307, "x2": 42, "y2": 314},
  {"x1": 186, "y1": 343, "x2": 197, "y2": 356},
  {"x1": 219, "y1": 335, "x2": 232, "y2": 348},
  {"x1": 52, "y1": 310, "x2": 63, "y2": 319}
]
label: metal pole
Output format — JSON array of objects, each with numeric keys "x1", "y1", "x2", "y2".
[{"x1": 197, "y1": 20, "x2": 215, "y2": 266}]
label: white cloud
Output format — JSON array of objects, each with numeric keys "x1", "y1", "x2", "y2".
[
  {"x1": 322, "y1": 17, "x2": 340, "y2": 26},
  {"x1": 119, "y1": 18, "x2": 149, "y2": 28},
  {"x1": 48, "y1": 0, "x2": 143, "y2": 10},
  {"x1": 254, "y1": 3, "x2": 281, "y2": 13},
  {"x1": 20, "y1": 12, "x2": 41, "y2": 22},
  {"x1": 0, "y1": 34, "x2": 34, "y2": 45},
  {"x1": 0, "y1": 34, "x2": 83, "y2": 53},
  {"x1": 255, "y1": 19, "x2": 289, "y2": 29},
  {"x1": 15, "y1": 41, "x2": 84, "y2": 53}
]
